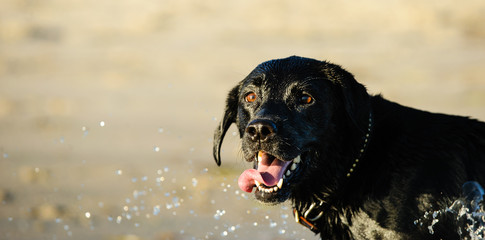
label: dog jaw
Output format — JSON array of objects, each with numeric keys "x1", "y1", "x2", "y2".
[{"x1": 238, "y1": 151, "x2": 302, "y2": 202}]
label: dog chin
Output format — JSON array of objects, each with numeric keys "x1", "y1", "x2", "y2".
[{"x1": 254, "y1": 187, "x2": 290, "y2": 204}]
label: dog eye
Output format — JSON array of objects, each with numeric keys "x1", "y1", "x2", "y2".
[
  {"x1": 245, "y1": 92, "x2": 257, "y2": 103},
  {"x1": 300, "y1": 94, "x2": 313, "y2": 104}
]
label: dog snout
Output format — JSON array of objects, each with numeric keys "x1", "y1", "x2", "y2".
[{"x1": 245, "y1": 119, "x2": 278, "y2": 142}]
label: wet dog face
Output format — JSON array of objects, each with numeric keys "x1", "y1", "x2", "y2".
[{"x1": 213, "y1": 56, "x2": 370, "y2": 204}]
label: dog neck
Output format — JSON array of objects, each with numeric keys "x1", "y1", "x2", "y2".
[
  {"x1": 345, "y1": 111, "x2": 373, "y2": 178},
  {"x1": 292, "y1": 111, "x2": 374, "y2": 234}
]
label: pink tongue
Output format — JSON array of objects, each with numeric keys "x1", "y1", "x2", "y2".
[{"x1": 238, "y1": 152, "x2": 292, "y2": 193}]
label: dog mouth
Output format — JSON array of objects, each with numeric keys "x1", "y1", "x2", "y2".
[{"x1": 238, "y1": 151, "x2": 302, "y2": 202}]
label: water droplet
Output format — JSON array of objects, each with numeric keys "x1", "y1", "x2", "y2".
[
  {"x1": 158, "y1": 128, "x2": 164, "y2": 133},
  {"x1": 269, "y1": 221, "x2": 277, "y2": 228},
  {"x1": 192, "y1": 178, "x2": 198, "y2": 187},
  {"x1": 154, "y1": 146, "x2": 160, "y2": 152},
  {"x1": 221, "y1": 231, "x2": 228, "y2": 237},
  {"x1": 172, "y1": 197, "x2": 180, "y2": 208},
  {"x1": 82, "y1": 126, "x2": 89, "y2": 136},
  {"x1": 116, "y1": 170, "x2": 123, "y2": 175},
  {"x1": 278, "y1": 229, "x2": 286, "y2": 234},
  {"x1": 2, "y1": 153, "x2": 8, "y2": 158},
  {"x1": 213, "y1": 209, "x2": 226, "y2": 220},
  {"x1": 85, "y1": 212, "x2": 91, "y2": 219},
  {"x1": 99, "y1": 121, "x2": 105, "y2": 127},
  {"x1": 141, "y1": 176, "x2": 148, "y2": 181},
  {"x1": 153, "y1": 205, "x2": 161, "y2": 216}
]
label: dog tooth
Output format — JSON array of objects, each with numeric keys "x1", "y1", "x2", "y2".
[
  {"x1": 255, "y1": 180, "x2": 261, "y2": 187},
  {"x1": 273, "y1": 186, "x2": 278, "y2": 192},
  {"x1": 290, "y1": 163, "x2": 297, "y2": 171},
  {"x1": 286, "y1": 170, "x2": 291, "y2": 176},
  {"x1": 293, "y1": 156, "x2": 301, "y2": 163},
  {"x1": 257, "y1": 151, "x2": 263, "y2": 162},
  {"x1": 277, "y1": 178, "x2": 283, "y2": 189},
  {"x1": 258, "y1": 185, "x2": 263, "y2": 191}
]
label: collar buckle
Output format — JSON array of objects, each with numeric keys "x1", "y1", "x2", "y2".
[{"x1": 293, "y1": 202, "x2": 323, "y2": 233}]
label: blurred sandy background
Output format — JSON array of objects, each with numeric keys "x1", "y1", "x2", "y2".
[{"x1": 1, "y1": 0, "x2": 484, "y2": 239}]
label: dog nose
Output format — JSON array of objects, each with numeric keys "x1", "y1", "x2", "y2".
[{"x1": 245, "y1": 119, "x2": 277, "y2": 142}]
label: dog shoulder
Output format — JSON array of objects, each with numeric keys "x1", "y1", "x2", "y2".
[{"x1": 346, "y1": 211, "x2": 404, "y2": 240}]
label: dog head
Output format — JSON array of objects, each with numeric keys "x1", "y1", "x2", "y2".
[{"x1": 213, "y1": 56, "x2": 370, "y2": 203}]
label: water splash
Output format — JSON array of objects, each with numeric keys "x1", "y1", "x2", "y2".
[{"x1": 416, "y1": 181, "x2": 485, "y2": 239}]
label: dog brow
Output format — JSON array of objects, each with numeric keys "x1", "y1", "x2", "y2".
[
  {"x1": 247, "y1": 73, "x2": 265, "y2": 86},
  {"x1": 285, "y1": 78, "x2": 317, "y2": 96}
]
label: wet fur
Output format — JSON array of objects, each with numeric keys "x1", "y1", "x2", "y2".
[{"x1": 213, "y1": 56, "x2": 485, "y2": 239}]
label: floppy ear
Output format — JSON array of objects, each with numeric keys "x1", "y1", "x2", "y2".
[
  {"x1": 213, "y1": 85, "x2": 240, "y2": 166},
  {"x1": 324, "y1": 63, "x2": 371, "y2": 133}
]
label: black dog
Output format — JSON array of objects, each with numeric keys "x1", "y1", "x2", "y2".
[{"x1": 213, "y1": 56, "x2": 485, "y2": 239}]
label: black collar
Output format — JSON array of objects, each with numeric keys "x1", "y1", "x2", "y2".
[{"x1": 292, "y1": 112, "x2": 373, "y2": 233}]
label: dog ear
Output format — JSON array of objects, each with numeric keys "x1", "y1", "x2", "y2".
[
  {"x1": 213, "y1": 85, "x2": 240, "y2": 166},
  {"x1": 324, "y1": 63, "x2": 371, "y2": 133}
]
